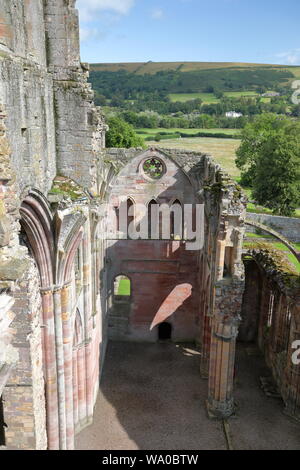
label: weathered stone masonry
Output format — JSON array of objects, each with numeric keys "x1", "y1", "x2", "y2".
[
  {"x1": 0, "y1": 0, "x2": 105, "y2": 449},
  {"x1": 0, "y1": 0, "x2": 299, "y2": 451},
  {"x1": 100, "y1": 147, "x2": 247, "y2": 420}
]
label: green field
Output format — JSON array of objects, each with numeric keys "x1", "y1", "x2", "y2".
[
  {"x1": 136, "y1": 128, "x2": 240, "y2": 139},
  {"x1": 169, "y1": 90, "x2": 260, "y2": 103},
  {"x1": 224, "y1": 91, "x2": 259, "y2": 98},
  {"x1": 146, "y1": 136, "x2": 241, "y2": 179},
  {"x1": 117, "y1": 278, "x2": 131, "y2": 296},
  {"x1": 168, "y1": 93, "x2": 219, "y2": 103},
  {"x1": 144, "y1": 135, "x2": 300, "y2": 219}
]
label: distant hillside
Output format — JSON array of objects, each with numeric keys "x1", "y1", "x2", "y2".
[
  {"x1": 90, "y1": 61, "x2": 300, "y2": 79},
  {"x1": 88, "y1": 61, "x2": 300, "y2": 133},
  {"x1": 89, "y1": 61, "x2": 299, "y2": 103}
]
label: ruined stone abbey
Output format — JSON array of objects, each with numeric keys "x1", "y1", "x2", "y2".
[{"x1": 0, "y1": 0, "x2": 299, "y2": 450}]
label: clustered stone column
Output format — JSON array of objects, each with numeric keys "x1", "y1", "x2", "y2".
[
  {"x1": 207, "y1": 315, "x2": 240, "y2": 418},
  {"x1": 203, "y1": 199, "x2": 245, "y2": 419},
  {"x1": 18, "y1": 191, "x2": 100, "y2": 449}
]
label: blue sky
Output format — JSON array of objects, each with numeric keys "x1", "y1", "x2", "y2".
[{"x1": 77, "y1": 0, "x2": 300, "y2": 65}]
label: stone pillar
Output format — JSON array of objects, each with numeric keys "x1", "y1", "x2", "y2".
[
  {"x1": 72, "y1": 347, "x2": 79, "y2": 432},
  {"x1": 41, "y1": 283, "x2": 76, "y2": 450},
  {"x1": 40, "y1": 290, "x2": 59, "y2": 449},
  {"x1": 82, "y1": 230, "x2": 94, "y2": 424},
  {"x1": 207, "y1": 315, "x2": 240, "y2": 419},
  {"x1": 53, "y1": 287, "x2": 67, "y2": 449},
  {"x1": 61, "y1": 284, "x2": 74, "y2": 449},
  {"x1": 200, "y1": 311, "x2": 212, "y2": 378},
  {"x1": 200, "y1": 235, "x2": 225, "y2": 377},
  {"x1": 77, "y1": 344, "x2": 86, "y2": 429}
]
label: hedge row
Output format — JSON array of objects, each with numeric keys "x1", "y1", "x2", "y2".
[{"x1": 144, "y1": 131, "x2": 241, "y2": 141}]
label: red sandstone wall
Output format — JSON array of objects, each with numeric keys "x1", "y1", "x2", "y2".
[
  {"x1": 106, "y1": 150, "x2": 202, "y2": 342},
  {"x1": 107, "y1": 239, "x2": 200, "y2": 342}
]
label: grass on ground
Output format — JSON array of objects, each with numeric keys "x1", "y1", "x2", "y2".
[
  {"x1": 146, "y1": 136, "x2": 241, "y2": 179},
  {"x1": 168, "y1": 93, "x2": 219, "y2": 103},
  {"x1": 144, "y1": 136, "x2": 300, "y2": 218},
  {"x1": 244, "y1": 234, "x2": 300, "y2": 273},
  {"x1": 117, "y1": 278, "x2": 131, "y2": 296},
  {"x1": 247, "y1": 201, "x2": 300, "y2": 218},
  {"x1": 168, "y1": 91, "x2": 259, "y2": 103}
]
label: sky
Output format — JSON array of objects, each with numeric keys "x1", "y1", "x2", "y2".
[{"x1": 77, "y1": 0, "x2": 300, "y2": 65}]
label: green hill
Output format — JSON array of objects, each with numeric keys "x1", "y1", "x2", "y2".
[
  {"x1": 89, "y1": 61, "x2": 299, "y2": 101},
  {"x1": 90, "y1": 61, "x2": 300, "y2": 79}
]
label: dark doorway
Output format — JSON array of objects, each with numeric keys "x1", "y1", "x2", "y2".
[
  {"x1": 0, "y1": 396, "x2": 6, "y2": 446},
  {"x1": 158, "y1": 322, "x2": 172, "y2": 341}
]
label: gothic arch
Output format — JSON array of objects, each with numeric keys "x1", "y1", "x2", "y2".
[
  {"x1": 19, "y1": 189, "x2": 89, "y2": 450},
  {"x1": 20, "y1": 189, "x2": 54, "y2": 288}
]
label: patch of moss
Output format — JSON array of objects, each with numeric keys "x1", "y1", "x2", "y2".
[
  {"x1": 245, "y1": 241, "x2": 300, "y2": 289},
  {"x1": 49, "y1": 176, "x2": 87, "y2": 201}
]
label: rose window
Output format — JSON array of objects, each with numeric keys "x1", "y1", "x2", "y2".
[{"x1": 142, "y1": 158, "x2": 165, "y2": 180}]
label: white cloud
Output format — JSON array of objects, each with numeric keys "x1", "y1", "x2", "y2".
[
  {"x1": 80, "y1": 27, "x2": 107, "y2": 42},
  {"x1": 77, "y1": 0, "x2": 135, "y2": 43},
  {"x1": 151, "y1": 8, "x2": 164, "y2": 19},
  {"x1": 77, "y1": 0, "x2": 135, "y2": 22},
  {"x1": 276, "y1": 49, "x2": 300, "y2": 65}
]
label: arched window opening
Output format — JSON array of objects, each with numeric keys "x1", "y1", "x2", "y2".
[
  {"x1": 127, "y1": 198, "x2": 134, "y2": 239},
  {"x1": 114, "y1": 206, "x2": 120, "y2": 233},
  {"x1": 74, "y1": 246, "x2": 83, "y2": 298},
  {"x1": 74, "y1": 247, "x2": 81, "y2": 281},
  {"x1": 158, "y1": 322, "x2": 172, "y2": 341},
  {"x1": 276, "y1": 305, "x2": 292, "y2": 353},
  {"x1": 170, "y1": 200, "x2": 182, "y2": 240},
  {"x1": 267, "y1": 292, "x2": 275, "y2": 328},
  {"x1": 148, "y1": 199, "x2": 159, "y2": 239},
  {"x1": 117, "y1": 198, "x2": 135, "y2": 238},
  {"x1": 223, "y1": 246, "x2": 233, "y2": 278},
  {"x1": 113, "y1": 275, "x2": 131, "y2": 303}
]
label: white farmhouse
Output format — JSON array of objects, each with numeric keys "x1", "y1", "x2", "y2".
[{"x1": 225, "y1": 111, "x2": 243, "y2": 118}]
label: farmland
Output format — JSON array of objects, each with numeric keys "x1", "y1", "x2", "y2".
[
  {"x1": 145, "y1": 136, "x2": 241, "y2": 180},
  {"x1": 90, "y1": 61, "x2": 300, "y2": 221},
  {"x1": 168, "y1": 91, "x2": 260, "y2": 103},
  {"x1": 91, "y1": 61, "x2": 300, "y2": 81},
  {"x1": 136, "y1": 128, "x2": 240, "y2": 139}
]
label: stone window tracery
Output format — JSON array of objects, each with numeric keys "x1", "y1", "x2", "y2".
[{"x1": 142, "y1": 158, "x2": 165, "y2": 180}]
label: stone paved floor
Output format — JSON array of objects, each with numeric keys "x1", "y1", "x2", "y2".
[
  {"x1": 76, "y1": 341, "x2": 300, "y2": 450},
  {"x1": 231, "y1": 344, "x2": 300, "y2": 450}
]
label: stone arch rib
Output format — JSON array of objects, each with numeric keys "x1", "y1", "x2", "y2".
[{"x1": 20, "y1": 189, "x2": 54, "y2": 287}]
